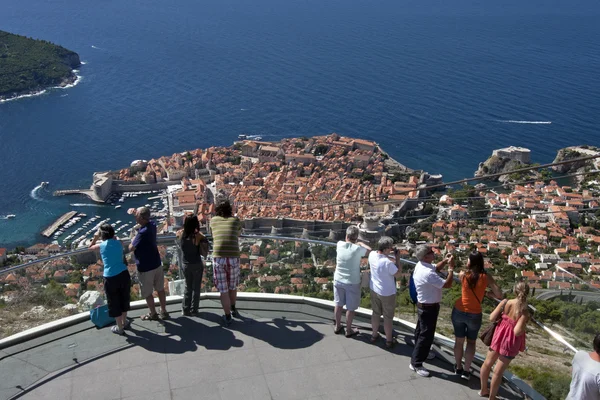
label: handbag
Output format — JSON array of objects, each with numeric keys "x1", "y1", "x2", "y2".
[
  {"x1": 479, "y1": 300, "x2": 506, "y2": 346},
  {"x1": 90, "y1": 304, "x2": 115, "y2": 328}
]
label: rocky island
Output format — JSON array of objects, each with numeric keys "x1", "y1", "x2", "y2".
[
  {"x1": 474, "y1": 146, "x2": 540, "y2": 183},
  {"x1": 0, "y1": 30, "x2": 81, "y2": 101}
]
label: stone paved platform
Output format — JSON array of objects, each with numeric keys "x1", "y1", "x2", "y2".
[{"x1": 1, "y1": 299, "x2": 523, "y2": 400}]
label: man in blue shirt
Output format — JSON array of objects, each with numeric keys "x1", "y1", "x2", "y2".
[{"x1": 129, "y1": 206, "x2": 169, "y2": 320}]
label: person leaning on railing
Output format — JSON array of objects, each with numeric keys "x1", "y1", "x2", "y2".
[
  {"x1": 368, "y1": 236, "x2": 403, "y2": 348},
  {"x1": 479, "y1": 282, "x2": 530, "y2": 400},
  {"x1": 210, "y1": 198, "x2": 242, "y2": 326},
  {"x1": 127, "y1": 206, "x2": 169, "y2": 321},
  {"x1": 410, "y1": 244, "x2": 455, "y2": 378},
  {"x1": 566, "y1": 333, "x2": 600, "y2": 400},
  {"x1": 89, "y1": 223, "x2": 131, "y2": 335},
  {"x1": 452, "y1": 251, "x2": 502, "y2": 381},
  {"x1": 333, "y1": 225, "x2": 371, "y2": 337}
]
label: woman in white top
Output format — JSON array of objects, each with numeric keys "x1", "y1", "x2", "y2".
[{"x1": 369, "y1": 236, "x2": 402, "y2": 348}]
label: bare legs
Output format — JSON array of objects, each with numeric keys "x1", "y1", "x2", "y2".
[
  {"x1": 464, "y1": 339, "x2": 477, "y2": 372},
  {"x1": 220, "y1": 289, "x2": 237, "y2": 315},
  {"x1": 157, "y1": 290, "x2": 167, "y2": 313},
  {"x1": 334, "y1": 306, "x2": 343, "y2": 331},
  {"x1": 229, "y1": 289, "x2": 237, "y2": 310},
  {"x1": 454, "y1": 337, "x2": 465, "y2": 369},
  {"x1": 220, "y1": 291, "x2": 231, "y2": 315},
  {"x1": 145, "y1": 295, "x2": 157, "y2": 315},
  {"x1": 115, "y1": 311, "x2": 128, "y2": 330},
  {"x1": 346, "y1": 310, "x2": 356, "y2": 334},
  {"x1": 489, "y1": 356, "x2": 511, "y2": 400},
  {"x1": 335, "y1": 307, "x2": 356, "y2": 333},
  {"x1": 480, "y1": 350, "x2": 499, "y2": 396},
  {"x1": 454, "y1": 337, "x2": 477, "y2": 372}
]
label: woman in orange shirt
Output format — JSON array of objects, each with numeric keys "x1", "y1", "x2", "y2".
[{"x1": 452, "y1": 252, "x2": 502, "y2": 380}]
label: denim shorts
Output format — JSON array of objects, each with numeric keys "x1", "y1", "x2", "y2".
[{"x1": 451, "y1": 308, "x2": 482, "y2": 340}]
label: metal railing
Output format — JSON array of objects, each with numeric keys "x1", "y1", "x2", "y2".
[
  {"x1": 0, "y1": 233, "x2": 577, "y2": 398},
  {"x1": 0, "y1": 234, "x2": 581, "y2": 353}
]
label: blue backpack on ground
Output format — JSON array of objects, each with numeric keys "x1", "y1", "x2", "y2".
[
  {"x1": 90, "y1": 304, "x2": 115, "y2": 328},
  {"x1": 409, "y1": 273, "x2": 418, "y2": 305}
]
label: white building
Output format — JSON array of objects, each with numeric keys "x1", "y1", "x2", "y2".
[{"x1": 492, "y1": 146, "x2": 531, "y2": 163}]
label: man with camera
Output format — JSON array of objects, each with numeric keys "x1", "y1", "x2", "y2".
[
  {"x1": 409, "y1": 244, "x2": 455, "y2": 377},
  {"x1": 368, "y1": 236, "x2": 403, "y2": 348}
]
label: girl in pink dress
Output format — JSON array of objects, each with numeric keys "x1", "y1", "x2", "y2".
[{"x1": 479, "y1": 282, "x2": 530, "y2": 399}]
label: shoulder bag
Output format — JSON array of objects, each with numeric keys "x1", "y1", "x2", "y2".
[{"x1": 479, "y1": 299, "x2": 506, "y2": 346}]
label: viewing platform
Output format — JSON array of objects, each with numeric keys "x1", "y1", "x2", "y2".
[{"x1": 0, "y1": 294, "x2": 526, "y2": 400}]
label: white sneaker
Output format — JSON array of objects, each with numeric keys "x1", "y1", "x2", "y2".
[
  {"x1": 409, "y1": 363, "x2": 430, "y2": 377},
  {"x1": 427, "y1": 351, "x2": 436, "y2": 360}
]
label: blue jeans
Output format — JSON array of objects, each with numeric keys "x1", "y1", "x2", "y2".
[{"x1": 451, "y1": 308, "x2": 482, "y2": 340}]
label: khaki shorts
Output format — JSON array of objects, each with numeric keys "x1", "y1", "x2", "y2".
[
  {"x1": 370, "y1": 290, "x2": 396, "y2": 319},
  {"x1": 138, "y1": 267, "x2": 165, "y2": 298}
]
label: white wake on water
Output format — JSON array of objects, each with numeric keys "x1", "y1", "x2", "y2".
[
  {"x1": 497, "y1": 120, "x2": 552, "y2": 125},
  {"x1": 30, "y1": 184, "x2": 45, "y2": 200},
  {"x1": 70, "y1": 203, "x2": 106, "y2": 207},
  {"x1": 91, "y1": 45, "x2": 102, "y2": 50}
]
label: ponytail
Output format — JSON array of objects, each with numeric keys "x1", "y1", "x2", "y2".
[{"x1": 514, "y1": 281, "x2": 530, "y2": 317}]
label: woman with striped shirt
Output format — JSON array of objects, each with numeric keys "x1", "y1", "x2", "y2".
[{"x1": 210, "y1": 198, "x2": 242, "y2": 325}]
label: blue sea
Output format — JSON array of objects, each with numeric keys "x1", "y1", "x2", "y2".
[{"x1": 1, "y1": 0, "x2": 599, "y2": 248}]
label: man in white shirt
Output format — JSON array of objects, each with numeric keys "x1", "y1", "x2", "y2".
[
  {"x1": 409, "y1": 244, "x2": 454, "y2": 377},
  {"x1": 566, "y1": 333, "x2": 600, "y2": 399},
  {"x1": 333, "y1": 225, "x2": 371, "y2": 337},
  {"x1": 369, "y1": 236, "x2": 402, "y2": 348}
]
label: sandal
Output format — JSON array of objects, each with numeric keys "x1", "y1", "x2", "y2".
[
  {"x1": 141, "y1": 313, "x2": 159, "y2": 321},
  {"x1": 478, "y1": 391, "x2": 490, "y2": 398},
  {"x1": 370, "y1": 333, "x2": 381, "y2": 343},
  {"x1": 345, "y1": 329, "x2": 359, "y2": 338},
  {"x1": 160, "y1": 311, "x2": 170, "y2": 320},
  {"x1": 385, "y1": 340, "x2": 395, "y2": 349},
  {"x1": 123, "y1": 319, "x2": 132, "y2": 330},
  {"x1": 111, "y1": 325, "x2": 124, "y2": 335},
  {"x1": 334, "y1": 326, "x2": 344, "y2": 335}
]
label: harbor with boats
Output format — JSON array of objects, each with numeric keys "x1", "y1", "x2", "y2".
[{"x1": 38, "y1": 189, "x2": 170, "y2": 249}]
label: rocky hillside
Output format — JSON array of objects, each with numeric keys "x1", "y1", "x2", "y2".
[
  {"x1": 474, "y1": 154, "x2": 539, "y2": 183},
  {"x1": 552, "y1": 146, "x2": 600, "y2": 174},
  {"x1": 0, "y1": 30, "x2": 81, "y2": 100}
]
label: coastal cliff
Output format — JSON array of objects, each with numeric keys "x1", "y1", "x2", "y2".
[
  {"x1": 0, "y1": 30, "x2": 81, "y2": 101},
  {"x1": 474, "y1": 152, "x2": 539, "y2": 183},
  {"x1": 552, "y1": 146, "x2": 600, "y2": 173}
]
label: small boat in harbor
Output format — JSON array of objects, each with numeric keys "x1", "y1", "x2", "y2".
[
  {"x1": 6, "y1": 214, "x2": 16, "y2": 219},
  {"x1": 115, "y1": 205, "x2": 122, "y2": 209}
]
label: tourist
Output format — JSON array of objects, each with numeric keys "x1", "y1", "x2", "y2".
[
  {"x1": 368, "y1": 236, "x2": 402, "y2": 348},
  {"x1": 210, "y1": 198, "x2": 242, "y2": 326},
  {"x1": 333, "y1": 225, "x2": 371, "y2": 337},
  {"x1": 452, "y1": 251, "x2": 502, "y2": 380},
  {"x1": 566, "y1": 333, "x2": 600, "y2": 400},
  {"x1": 410, "y1": 244, "x2": 454, "y2": 377},
  {"x1": 176, "y1": 214, "x2": 207, "y2": 316},
  {"x1": 89, "y1": 223, "x2": 131, "y2": 335},
  {"x1": 128, "y1": 206, "x2": 169, "y2": 320},
  {"x1": 479, "y1": 282, "x2": 530, "y2": 399}
]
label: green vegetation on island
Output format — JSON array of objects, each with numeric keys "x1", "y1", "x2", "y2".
[{"x1": 0, "y1": 30, "x2": 81, "y2": 100}]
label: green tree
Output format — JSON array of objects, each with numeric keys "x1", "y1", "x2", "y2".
[{"x1": 70, "y1": 271, "x2": 83, "y2": 284}]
